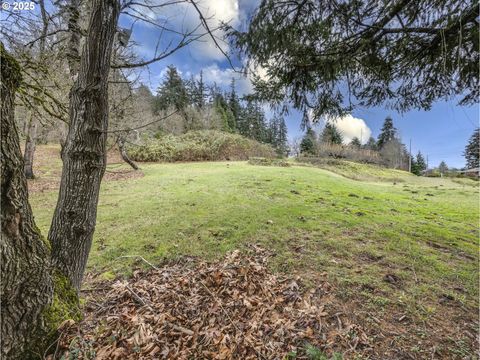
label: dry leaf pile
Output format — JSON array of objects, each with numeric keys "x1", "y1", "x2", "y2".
[{"x1": 56, "y1": 248, "x2": 369, "y2": 359}]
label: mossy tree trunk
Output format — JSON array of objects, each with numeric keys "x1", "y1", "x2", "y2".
[
  {"x1": 1, "y1": 0, "x2": 119, "y2": 356},
  {"x1": 1, "y1": 44, "x2": 73, "y2": 360},
  {"x1": 49, "y1": 0, "x2": 120, "y2": 291}
]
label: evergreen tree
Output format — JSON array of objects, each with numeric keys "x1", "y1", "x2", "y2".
[
  {"x1": 228, "y1": 1, "x2": 477, "y2": 118},
  {"x1": 410, "y1": 155, "x2": 420, "y2": 175},
  {"x1": 350, "y1": 137, "x2": 361, "y2": 148},
  {"x1": 266, "y1": 116, "x2": 289, "y2": 156},
  {"x1": 185, "y1": 75, "x2": 197, "y2": 106},
  {"x1": 364, "y1": 136, "x2": 377, "y2": 151},
  {"x1": 236, "y1": 105, "x2": 250, "y2": 137},
  {"x1": 154, "y1": 65, "x2": 188, "y2": 113},
  {"x1": 321, "y1": 122, "x2": 343, "y2": 145},
  {"x1": 377, "y1": 116, "x2": 397, "y2": 149},
  {"x1": 194, "y1": 70, "x2": 206, "y2": 109},
  {"x1": 208, "y1": 82, "x2": 221, "y2": 105},
  {"x1": 300, "y1": 127, "x2": 316, "y2": 154},
  {"x1": 213, "y1": 93, "x2": 235, "y2": 132},
  {"x1": 415, "y1": 151, "x2": 427, "y2": 174},
  {"x1": 438, "y1": 161, "x2": 448, "y2": 176},
  {"x1": 228, "y1": 78, "x2": 241, "y2": 132},
  {"x1": 238, "y1": 100, "x2": 268, "y2": 142},
  {"x1": 266, "y1": 118, "x2": 277, "y2": 145},
  {"x1": 464, "y1": 128, "x2": 479, "y2": 169},
  {"x1": 276, "y1": 116, "x2": 289, "y2": 156}
]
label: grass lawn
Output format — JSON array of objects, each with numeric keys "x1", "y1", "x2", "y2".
[{"x1": 29, "y1": 145, "x2": 479, "y2": 358}]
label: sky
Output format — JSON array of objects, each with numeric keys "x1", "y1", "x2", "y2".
[{"x1": 118, "y1": 0, "x2": 479, "y2": 169}]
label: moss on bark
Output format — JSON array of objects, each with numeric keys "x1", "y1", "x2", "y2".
[{"x1": 43, "y1": 270, "x2": 82, "y2": 330}]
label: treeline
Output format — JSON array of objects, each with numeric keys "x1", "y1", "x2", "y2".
[
  {"x1": 298, "y1": 116, "x2": 430, "y2": 175},
  {"x1": 142, "y1": 65, "x2": 289, "y2": 156}
]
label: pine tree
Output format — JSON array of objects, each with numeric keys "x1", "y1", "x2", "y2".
[
  {"x1": 213, "y1": 93, "x2": 235, "y2": 132},
  {"x1": 410, "y1": 155, "x2": 420, "y2": 175},
  {"x1": 266, "y1": 116, "x2": 289, "y2": 156},
  {"x1": 276, "y1": 116, "x2": 289, "y2": 156},
  {"x1": 300, "y1": 127, "x2": 316, "y2": 154},
  {"x1": 438, "y1": 161, "x2": 448, "y2": 176},
  {"x1": 321, "y1": 122, "x2": 343, "y2": 145},
  {"x1": 250, "y1": 102, "x2": 268, "y2": 142},
  {"x1": 227, "y1": 1, "x2": 477, "y2": 118},
  {"x1": 464, "y1": 128, "x2": 479, "y2": 169},
  {"x1": 364, "y1": 136, "x2": 377, "y2": 151},
  {"x1": 208, "y1": 82, "x2": 221, "y2": 105},
  {"x1": 377, "y1": 116, "x2": 397, "y2": 149},
  {"x1": 266, "y1": 118, "x2": 277, "y2": 145},
  {"x1": 228, "y1": 78, "x2": 241, "y2": 132},
  {"x1": 185, "y1": 75, "x2": 197, "y2": 106},
  {"x1": 154, "y1": 65, "x2": 188, "y2": 113},
  {"x1": 239, "y1": 100, "x2": 268, "y2": 142},
  {"x1": 415, "y1": 151, "x2": 427, "y2": 174},
  {"x1": 350, "y1": 137, "x2": 361, "y2": 148},
  {"x1": 194, "y1": 70, "x2": 206, "y2": 109}
]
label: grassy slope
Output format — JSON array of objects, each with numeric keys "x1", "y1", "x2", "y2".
[
  {"x1": 29, "y1": 145, "x2": 479, "y2": 356},
  {"x1": 31, "y1": 154, "x2": 478, "y2": 310}
]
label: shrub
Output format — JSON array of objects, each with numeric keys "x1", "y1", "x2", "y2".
[
  {"x1": 128, "y1": 130, "x2": 276, "y2": 162},
  {"x1": 297, "y1": 156, "x2": 409, "y2": 182},
  {"x1": 311, "y1": 143, "x2": 382, "y2": 164},
  {"x1": 248, "y1": 157, "x2": 291, "y2": 167}
]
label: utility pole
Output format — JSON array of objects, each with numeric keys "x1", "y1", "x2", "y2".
[
  {"x1": 426, "y1": 155, "x2": 429, "y2": 170},
  {"x1": 360, "y1": 128, "x2": 363, "y2": 144},
  {"x1": 408, "y1": 138, "x2": 412, "y2": 173}
]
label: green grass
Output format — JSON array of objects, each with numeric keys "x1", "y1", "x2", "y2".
[{"x1": 30, "y1": 156, "x2": 479, "y2": 313}]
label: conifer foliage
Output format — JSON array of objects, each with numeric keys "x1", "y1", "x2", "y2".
[
  {"x1": 377, "y1": 117, "x2": 397, "y2": 150},
  {"x1": 464, "y1": 128, "x2": 479, "y2": 169},
  {"x1": 153, "y1": 66, "x2": 289, "y2": 156},
  {"x1": 228, "y1": 0, "x2": 478, "y2": 118}
]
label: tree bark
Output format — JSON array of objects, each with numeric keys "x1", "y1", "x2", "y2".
[
  {"x1": 66, "y1": 0, "x2": 81, "y2": 78},
  {"x1": 1, "y1": 44, "x2": 79, "y2": 360},
  {"x1": 23, "y1": 0, "x2": 48, "y2": 179},
  {"x1": 118, "y1": 135, "x2": 139, "y2": 170},
  {"x1": 1, "y1": 42, "x2": 51, "y2": 360},
  {"x1": 23, "y1": 112, "x2": 38, "y2": 179},
  {"x1": 49, "y1": 0, "x2": 120, "y2": 291}
]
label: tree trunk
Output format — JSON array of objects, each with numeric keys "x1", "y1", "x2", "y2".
[
  {"x1": 66, "y1": 0, "x2": 81, "y2": 78},
  {"x1": 1, "y1": 44, "x2": 78, "y2": 360},
  {"x1": 23, "y1": 112, "x2": 38, "y2": 179},
  {"x1": 118, "y1": 135, "x2": 139, "y2": 170},
  {"x1": 49, "y1": 0, "x2": 120, "y2": 291},
  {"x1": 22, "y1": 0, "x2": 48, "y2": 180}
]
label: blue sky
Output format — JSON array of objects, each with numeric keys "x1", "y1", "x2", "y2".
[{"x1": 117, "y1": 0, "x2": 478, "y2": 169}]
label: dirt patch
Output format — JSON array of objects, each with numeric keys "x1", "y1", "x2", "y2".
[
  {"x1": 357, "y1": 252, "x2": 384, "y2": 263},
  {"x1": 53, "y1": 248, "x2": 478, "y2": 359},
  {"x1": 104, "y1": 169, "x2": 144, "y2": 182},
  {"x1": 27, "y1": 145, "x2": 143, "y2": 193},
  {"x1": 426, "y1": 241, "x2": 476, "y2": 261}
]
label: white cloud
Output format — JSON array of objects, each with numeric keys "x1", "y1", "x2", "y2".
[
  {"x1": 143, "y1": 0, "x2": 240, "y2": 61},
  {"x1": 324, "y1": 114, "x2": 372, "y2": 144},
  {"x1": 200, "y1": 63, "x2": 252, "y2": 95}
]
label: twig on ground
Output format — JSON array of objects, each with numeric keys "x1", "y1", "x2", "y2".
[{"x1": 117, "y1": 255, "x2": 160, "y2": 271}]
